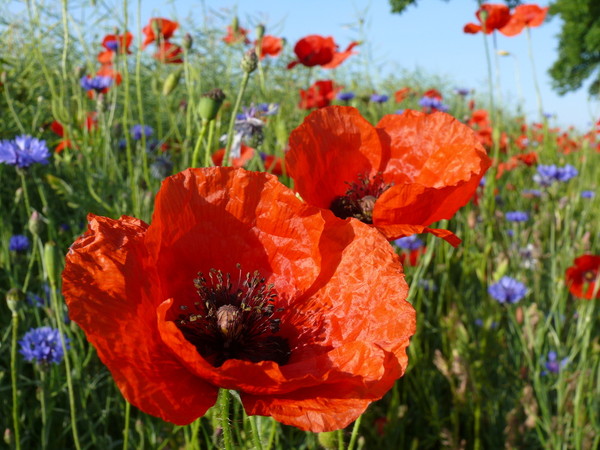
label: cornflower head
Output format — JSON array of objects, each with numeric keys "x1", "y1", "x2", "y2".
[
  {"x1": 0, "y1": 136, "x2": 50, "y2": 168},
  {"x1": 19, "y1": 326, "x2": 69, "y2": 366},
  {"x1": 488, "y1": 276, "x2": 527, "y2": 304},
  {"x1": 581, "y1": 190, "x2": 595, "y2": 199},
  {"x1": 395, "y1": 235, "x2": 424, "y2": 250},
  {"x1": 80, "y1": 75, "x2": 113, "y2": 92},
  {"x1": 9, "y1": 234, "x2": 30, "y2": 252},
  {"x1": 543, "y1": 351, "x2": 568, "y2": 375},
  {"x1": 534, "y1": 164, "x2": 578, "y2": 186},
  {"x1": 336, "y1": 92, "x2": 355, "y2": 101},
  {"x1": 131, "y1": 124, "x2": 154, "y2": 141},
  {"x1": 505, "y1": 211, "x2": 529, "y2": 222},
  {"x1": 370, "y1": 94, "x2": 389, "y2": 103},
  {"x1": 418, "y1": 96, "x2": 449, "y2": 112}
]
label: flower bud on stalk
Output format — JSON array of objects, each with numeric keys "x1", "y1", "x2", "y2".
[
  {"x1": 241, "y1": 49, "x2": 258, "y2": 73},
  {"x1": 182, "y1": 33, "x2": 193, "y2": 51},
  {"x1": 162, "y1": 70, "x2": 182, "y2": 96},
  {"x1": 44, "y1": 241, "x2": 59, "y2": 288},
  {"x1": 6, "y1": 288, "x2": 25, "y2": 314},
  {"x1": 198, "y1": 88, "x2": 226, "y2": 122},
  {"x1": 28, "y1": 210, "x2": 44, "y2": 237}
]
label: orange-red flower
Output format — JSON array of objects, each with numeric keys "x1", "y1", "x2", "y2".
[
  {"x1": 212, "y1": 145, "x2": 255, "y2": 167},
  {"x1": 286, "y1": 106, "x2": 491, "y2": 246},
  {"x1": 565, "y1": 254, "x2": 600, "y2": 300},
  {"x1": 62, "y1": 167, "x2": 416, "y2": 432},
  {"x1": 97, "y1": 32, "x2": 133, "y2": 65},
  {"x1": 153, "y1": 41, "x2": 184, "y2": 64},
  {"x1": 287, "y1": 35, "x2": 358, "y2": 69},
  {"x1": 223, "y1": 25, "x2": 250, "y2": 45},
  {"x1": 142, "y1": 18, "x2": 179, "y2": 48},
  {"x1": 256, "y1": 35, "x2": 283, "y2": 59},
  {"x1": 299, "y1": 80, "x2": 339, "y2": 110},
  {"x1": 464, "y1": 4, "x2": 512, "y2": 34},
  {"x1": 50, "y1": 121, "x2": 74, "y2": 153},
  {"x1": 394, "y1": 87, "x2": 412, "y2": 103},
  {"x1": 500, "y1": 4, "x2": 548, "y2": 37}
]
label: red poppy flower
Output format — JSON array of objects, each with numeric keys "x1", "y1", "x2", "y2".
[
  {"x1": 287, "y1": 35, "x2": 357, "y2": 69},
  {"x1": 256, "y1": 35, "x2": 283, "y2": 59},
  {"x1": 464, "y1": 4, "x2": 511, "y2": 34},
  {"x1": 565, "y1": 254, "x2": 600, "y2": 300},
  {"x1": 286, "y1": 106, "x2": 491, "y2": 246},
  {"x1": 212, "y1": 145, "x2": 255, "y2": 167},
  {"x1": 142, "y1": 18, "x2": 179, "y2": 48},
  {"x1": 62, "y1": 167, "x2": 416, "y2": 432},
  {"x1": 394, "y1": 87, "x2": 412, "y2": 103},
  {"x1": 96, "y1": 64, "x2": 122, "y2": 85},
  {"x1": 299, "y1": 80, "x2": 339, "y2": 110},
  {"x1": 500, "y1": 4, "x2": 548, "y2": 37},
  {"x1": 422, "y1": 88, "x2": 443, "y2": 100},
  {"x1": 50, "y1": 121, "x2": 74, "y2": 153},
  {"x1": 223, "y1": 25, "x2": 250, "y2": 45},
  {"x1": 102, "y1": 32, "x2": 133, "y2": 53},
  {"x1": 399, "y1": 247, "x2": 426, "y2": 267},
  {"x1": 153, "y1": 41, "x2": 184, "y2": 64},
  {"x1": 262, "y1": 154, "x2": 283, "y2": 176}
]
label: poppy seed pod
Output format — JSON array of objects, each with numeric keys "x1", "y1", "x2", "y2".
[
  {"x1": 182, "y1": 33, "x2": 193, "y2": 51},
  {"x1": 162, "y1": 70, "x2": 182, "y2": 96},
  {"x1": 241, "y1": 50, "x2": 258, "y2": 73},
  {"x1": 198, "y1": 88, "x2": 226, "y2": 121}
]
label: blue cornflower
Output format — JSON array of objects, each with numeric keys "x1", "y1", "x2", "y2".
[
  {"x1": 27, "y1": 293, "x2": 45, "y2": 307},
  {"x1": 505, "y1": 211, "x2": 529, "y2": 222},
  {"x1": 80, "y1": 75, "x2": 113, "y2": 92},
  {"x1": 556, "y1": 164, "x2": 578, "y2": 182},
  {"x1": 370, "y1": 94, "x2": 389, "y2": 103},
  {"x1": 0, "y1": 136, "x2": 50, "y2": 168},
  {"x1": 543, "y1": 112, "x2": 554, "y2": 119},
  {"x1": 479, "y1": 176, "x2": 486, "y2": 187},
  {"x1": 104, "y1": 39, "x2": 119, "y2": 51},
  {"x1": 131, "y1": 124, "x2": 154, "y2": 141},
  {"x1": 488, "y1": 276, "x2": 527, "y2": 304},
  {"x1": 337, "y1": 92, "x2": 355, "y2": 101},
  {"x1": 395, "y1": 109, "x2": 404, "y2": 115},
  {"x1": 454, "y1": 87, "x2": 471, "y2": 96},
  {"x1": 9, "y1": 234, "x2": 30, "y2": 252},
  {"x1": 418, "y1": 96, "x2": 449, "y2": 112},
  {"x1": 256, "y1": 103, "x2": 279, "y2": 116},
  {"x1": 543, "y1": 351, "x2": 568, "y2": 375},
  {"x1": 19, "y1": 326, "x2": 69, "y2": 365},
  {"x1": 395, "y1": 235, "x2": 424, "y2": 250},
  {"x1": 534, "y1": 164, "x2": 578, "y2": 186},
  {"x1": 581, "y1": 190, "x2": 595, "y2": 199}
]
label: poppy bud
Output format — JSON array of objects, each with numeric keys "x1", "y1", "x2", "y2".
[
  {"x1": 44, "y1": 241, "x2": 59, "y2": 288},
  {"x1": 3, "y1": 428, "x2": 13, "y2": 447},
  {"x1": 182, "y1": 33, "x2": 193, "y2": 51},
  {"x1": 6, "y1": 288, "x2": 25, "y2": 314},
  {"x1": 241, "y1": 49, "x2": 258, "y2": 73},
  {"x1": 256, "y1": 24, "x2": 265, "y2": 40},
  {"x1": 231, "y1": 16, "x2": 240, "y2": 33},
  {"x1": 317, "y1": 431, "x2": 338, "y2": 450},
  {"x1": 198, "y1": 88, "x2": 225, "y2": 121},
  {"x1": 28, "y1": 209, "x2": 44, "y2": 236},
  {"x1": 162, "y1": 69, "x2": 182, "y2": 96}
]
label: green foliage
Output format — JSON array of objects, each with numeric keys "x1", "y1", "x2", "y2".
[
  {"x1": 549, "y1": 0, "x2": 600, "y2": 96},
  {"x1": 388, "y1": 0, "x2": 522, "y2": 15}
]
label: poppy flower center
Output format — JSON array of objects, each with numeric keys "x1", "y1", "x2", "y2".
[
  {"x1": 583, "y1": 270, "x2": 597, "y2": 282},
  {"x1": 175, "y1": 266, "x2": 290, "y2": 368},
  {"x1": 329, "y1": 172, "x2": 391, "y2": 224}
]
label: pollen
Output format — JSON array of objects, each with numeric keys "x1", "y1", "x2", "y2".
[{"x1": 329, "y1": 172, "x2": 391, "y2": 223}]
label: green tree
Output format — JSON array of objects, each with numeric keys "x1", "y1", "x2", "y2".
[{"x1": 549, "y1": 0, "x2": 600, "y2": 96}]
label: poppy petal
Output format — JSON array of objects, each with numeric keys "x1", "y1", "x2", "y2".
[{"x1": 62, "y1": 214, "x2": 218, "y2": 425}]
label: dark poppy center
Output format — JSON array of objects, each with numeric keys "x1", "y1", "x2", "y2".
[
  {"x1": 174, "y1": 265, "x2": 290, "y2": 368},
  {"x1": 329, "y1": 172, "x2": 391, "y2": 224},
  {"x1": 583, "y1": 270, "x2": 597, "y2": 282}
]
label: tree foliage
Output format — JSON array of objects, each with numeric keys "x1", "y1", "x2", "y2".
[{"x1": 549, "y1": 0, "x2": 600, "y2": 96}]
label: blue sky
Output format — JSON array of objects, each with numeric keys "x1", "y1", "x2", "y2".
[{"x1": 136, "y1": 0, "x2": 597, "y2": 131}]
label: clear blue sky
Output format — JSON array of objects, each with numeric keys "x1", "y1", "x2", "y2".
[{"x1": 137, "y1": 0, "x2": 597, "y2": 132}]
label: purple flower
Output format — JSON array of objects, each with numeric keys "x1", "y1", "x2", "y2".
[
  {"x1": 454, "y1": 87, "x2": 471, "y2": 96},
  {"x1": 395, "y1": 235, "x2": 424, "y2": 250},
  {"x1": 418, "y1": 96, "x2": 449, "y2": 112},
  {"x1": 80, "y1": 75, "x2": 113, "y2": 92},
  {"x1": 581, "y1": 190, "x2": 595, "y2": 199},
  {"x1": 370, "y1": 94, "x2": 389, "y2": 103},
  {"x1": 104, "y1": 39, "x2": 119, "y2": 51},
  {"x1": 505, "y1": 211, "x2": 529, "y2": 222},
  {"x1": 488, "y1": 276, "x2": 527, "y2": 304},
  {"x1": 534, "y1": 164, "x2": 578, "y2": 186},
  {"x1": 0, "y1": 136, "x2": 50, "y2": 168},
  {"x1": 27, "y1": 293, "x2": 45, "y2": 307},
  {"x1": 337, "y1": 92, "x2": 355, "y2": 101},
  {"x1": 256, "y1": 103, "x2": 279, "y2": 116},
  {"x1": 556, "y1": 164, "x2": 578, "y2": 182},
  {"x1": 543, "y1": 351, "x2": 568, "y2": 375},
  {"x1": 9, "y1": 234, "x2": 30, "y2": 252},
  {"x1": 131, "y1": 124, "x2": 154, "y2": 141},
  {"x1": 19, "y1": 326, "x2": 69, "y2": 365},
  {"x1": 394, "y1": 109, "x2": 404, "y2": 115}
]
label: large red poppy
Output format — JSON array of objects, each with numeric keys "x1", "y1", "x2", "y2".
[
  {"x1": 299, "y1": 80, "x2": 339, "y2": 110},
  {"x1": 62, "y1": 167, "x2": 416, "y2": 432},
  {"x1": 287, "y1": 35, "x2": 358, "y2": 69},
  {"x1": 464, "y1": 4, "x2": 512, "y2": 34},
  {"x1": 142, "y1": 18, "x2": 179, "y2": 49},
  {"x1": 286, "y1": 106, "x2": 491, "y2": 246},
  {"x1": 565, "y1": 255, "x2": 600, "y2": 300},
  {"x1": 500, "y1": 4, "x2": 548, "y2": 37}
]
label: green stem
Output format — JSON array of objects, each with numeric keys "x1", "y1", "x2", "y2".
[
  {"x1": 336, "y1": 429, "x2": 344, "y2": 450},
  {"x1": 347, "y1": 414, "x2": 363, "y2": 450},
  {"x1": 249, "y1": 415, "x2": 263, "y2": 450},
  {"x1": 223, "y1": 71, "x2": 250, "y2": 167},
  {"x1": 123, "y1": 400, "x2": 131, "y2": 450},
  {"x1": 17, "y1": 169, "x2": 32, "y2": 218},
  {"x1": 40, "y1": 368, "x2": 49, "y2": 450},
  {"x1": 204, "y1": 120, "x2": 216, "y2": 167},
  {"x1": 191, "y1": 119, "x2": 209, "y2": 168},
  {"x1": 218, "y1": 389, "x2": 234, "y2": 450},
  {"x1": 526, "y1": 27, "x2": 544, "y2": 119},
  {"x1": 11, "y1": 310, "x2": 21, "y2": 450}
]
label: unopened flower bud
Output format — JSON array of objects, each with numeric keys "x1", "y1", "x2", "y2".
[
  {"x1": 241, "y1": 50, "x2": 258, "y2": 73},
  {"x1": 162, "y1": 70, "x2": 182, "y2": 96},
  {"x1": 6, "y1": 288, "x2": 25, "y2": 314},
  {"x1": 256, "y1": 24, "x2": 265, "y2": 40},
  {"x1": 44, "y1": 241, "x2": 59, "y2": 288},
  {"x1": 198, "y1": 88, "x2": 225, "y2": 121},
  {"x1": 4, "y1": 428, "x2": 13, "y2": 446},
  {"x1": 28, "y1": 209, "x2": 44, "y2": 236},
  {"x1": 232, "y1": 16, "x2": 240, "y2": 33},
  {"x1": 182, "y1": 33, "x2": 193, "y2": 51}
]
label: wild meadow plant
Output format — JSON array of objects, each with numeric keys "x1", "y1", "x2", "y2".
[{"x1": 1, "y1": 1, "x2": 599, "y2": 449}]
